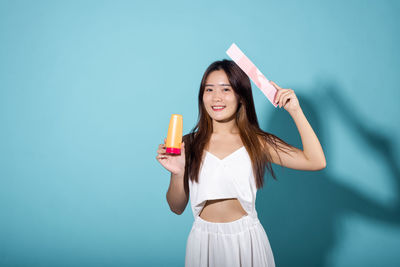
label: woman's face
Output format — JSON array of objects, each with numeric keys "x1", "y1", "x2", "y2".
[{"x1": 202, "y1": 70, "x2": 239, "y2": 122}]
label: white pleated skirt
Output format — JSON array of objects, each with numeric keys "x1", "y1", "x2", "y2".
[{"x1": 185, "y1": 215, "x2": 275, "y2": 267}]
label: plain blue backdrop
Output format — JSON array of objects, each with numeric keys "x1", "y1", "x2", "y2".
[{"x1": 1, "y1": 0, "x2": 399, "y2": 266}]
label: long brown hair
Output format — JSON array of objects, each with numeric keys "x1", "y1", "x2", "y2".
[{"x1": 183, "y1": 59, "x2": 293, "y2": 190}]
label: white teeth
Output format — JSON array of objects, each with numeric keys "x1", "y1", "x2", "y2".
[{"x1": 213, "y1": 106, "x2": 225, "y2": 110}]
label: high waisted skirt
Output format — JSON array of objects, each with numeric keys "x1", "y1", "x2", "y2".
[{"x1": 185, "y1": 215, "x2": 275, "y2": 267}]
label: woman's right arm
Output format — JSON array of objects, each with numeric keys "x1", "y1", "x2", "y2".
[
  {"x1": 156, "y1": 140, "x2": 189, "y2": 215},
  {"x1": 166, "y1": 171, "x2": 189, "y2": 215}
]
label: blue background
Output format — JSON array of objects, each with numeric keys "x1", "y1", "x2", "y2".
[{"x1": 1, "y1": 0, "x2": 399, "y2": 266}]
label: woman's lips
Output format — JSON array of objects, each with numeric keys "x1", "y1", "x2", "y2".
[{"x1": 212, "y1": 106, "x2": 226, "y2": 111}]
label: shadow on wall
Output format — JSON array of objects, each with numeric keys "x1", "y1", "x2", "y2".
[{"x1": 256, "y1": 83, "x2": 400, "y2": 267}]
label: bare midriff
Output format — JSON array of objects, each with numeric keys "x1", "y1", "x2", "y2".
[{"x1": 199, "y1": 198, "x2": 248, "y2": 222}]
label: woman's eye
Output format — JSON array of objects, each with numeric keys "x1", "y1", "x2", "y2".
[
  {"x1": 224, "y1": 88, "x2": 230, "y2": 91},
  {"x1": 206, "y1": 88, "x2": 212, "y2": 91}
]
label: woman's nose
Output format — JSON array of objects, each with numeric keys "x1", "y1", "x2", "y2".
[{"x1": 212, "y1": 90, "x2": 223, "y2": 100}]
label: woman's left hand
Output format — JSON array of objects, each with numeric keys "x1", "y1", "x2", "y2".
[{"x1": 270, "y1": 81, "x2": 301, "y2": 113}]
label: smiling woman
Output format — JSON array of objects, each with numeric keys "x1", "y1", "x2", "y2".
[{"x1": 156, "y1": 59, "x2": 326, "y2": 267}]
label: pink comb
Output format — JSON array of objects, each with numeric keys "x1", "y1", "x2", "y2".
[{"x1": 226, "y1": 43, "x2": 277, "y2": 107}]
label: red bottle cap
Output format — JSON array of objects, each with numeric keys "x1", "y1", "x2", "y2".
[{"x1": 166, "y1": 147, "x2": 181, "y2": 154}]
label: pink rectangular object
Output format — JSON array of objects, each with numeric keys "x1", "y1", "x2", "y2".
[{"x1": 226, "y1": 43, "x2": 277, "y2": 107}]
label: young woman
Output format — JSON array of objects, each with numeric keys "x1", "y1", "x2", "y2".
[{"x1": 156, "y1": 60, "x2": 326, "y2": 267}]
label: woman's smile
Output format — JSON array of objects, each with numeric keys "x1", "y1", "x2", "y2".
[{"x1": 212, "y1": 105, "x2": 226, "y2": 111}]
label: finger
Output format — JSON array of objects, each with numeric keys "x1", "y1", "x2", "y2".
[
  {"x1": 157, "y1": 148, "x2": 166, "y2": 154},
  {"x1": 275, "y1": 89, "x2": 290, "y2": 105},
  {"x1": 282, "y1": 91, "x2": 293, "y2": 107},
  {"x1": 164, "y1": 138, "x2": 167, "y2": 144},
  {"x1": 278, "y1": 91, "x2": 291, "y2": 107},
  {"x1": 158, "y1": 145, "x2": 166, "y2": 153},
  {"x1": 274, "y1": 88, "x2": 284, "y2": 104},
  {"x1": 270, "y1": 81, "x2": 282, "y2": 90},
  {"x1": 156, "y1": 154, "x2": 167, "y2": 160},
  {"x1": 281, "y1": 92, "x2": 293, "y2": 108}
]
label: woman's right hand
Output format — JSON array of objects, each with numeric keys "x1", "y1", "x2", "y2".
[{"x1": 156, "y1": 138, "x2": 186, "y2": 175}]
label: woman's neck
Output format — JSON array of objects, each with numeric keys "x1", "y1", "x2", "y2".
[{"x1": 212, "y1": 119, "x2": 239, "y2": 135}]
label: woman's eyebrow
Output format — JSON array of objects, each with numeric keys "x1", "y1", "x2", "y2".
[{"x1": 205, "y1": 83, "x2": 232, "y2": 87}]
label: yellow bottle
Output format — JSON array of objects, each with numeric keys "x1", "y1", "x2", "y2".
[{"x1": 166, "y1": 114, "x2": 183, "y2": 154}]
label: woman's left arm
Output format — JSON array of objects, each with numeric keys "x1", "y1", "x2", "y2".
[{"x1": 268, "y1": 81, "x2": 326, "y2": 171}]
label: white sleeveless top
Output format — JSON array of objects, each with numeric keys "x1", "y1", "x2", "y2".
[{"x1": 188, "y1": 146, "x2": 259, "y2": 219}]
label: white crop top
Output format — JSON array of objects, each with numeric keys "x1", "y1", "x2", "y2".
[{"x1": 188, "y1": 146, "x2": 259, "y2": 219}]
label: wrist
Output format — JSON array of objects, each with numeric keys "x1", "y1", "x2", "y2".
[{"x1": 288, "y1": 107, "x2": 303, "y2": 117}]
